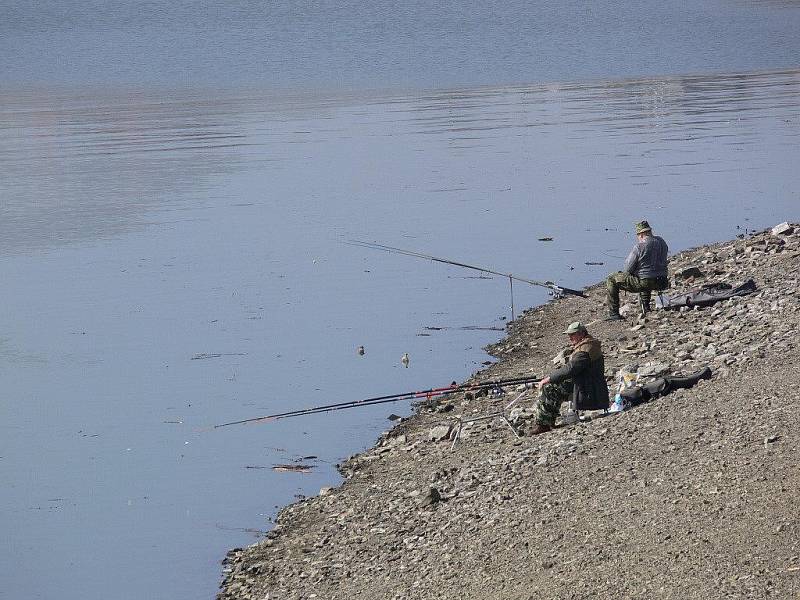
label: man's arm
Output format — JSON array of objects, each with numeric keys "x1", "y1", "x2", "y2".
[
  {"x1": 549, "y1": 351, "x2": 590, "y2": 384},
  {"x1": 623, "y1": 244, "x2": 640, "y2": 275}
]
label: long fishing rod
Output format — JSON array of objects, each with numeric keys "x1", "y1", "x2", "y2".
[
  {"x1": 229, "y1": 391, "x2": 452, "y2": 424},
  {"x1": 346, "y1": 240, "x2": 587, "y2": 319},
  {"x1": 214, "y1": 375, "x2": 542, "y2": 427},
  {"x1": 213, "y1": 374, "x2": 541, "y2": 428},
  {"x1": 280, "y1": 374, "x2": 543, "y2": 420}
]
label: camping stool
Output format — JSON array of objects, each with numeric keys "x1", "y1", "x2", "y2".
[
  {"x1": 561, "y1": 401, "x2": 579, "y2": 425},
  {"x1": 639, "y1": 291, "x2": 667, "y2": 316},
  {"x1": 655, "y1": 291, "x2": 667, "y2": 309}
]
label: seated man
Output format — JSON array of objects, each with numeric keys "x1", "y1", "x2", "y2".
[
  {"x1": 531, "y1": 322, "x2": 609, "y2": 434},
  {"x1": 605, "y1": 220, "x2": 669, "y2": 320}
]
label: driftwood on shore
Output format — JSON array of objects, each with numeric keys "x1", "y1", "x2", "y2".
[{"x1": 220, "y1": 224, "x2": 800, "y2": 600}]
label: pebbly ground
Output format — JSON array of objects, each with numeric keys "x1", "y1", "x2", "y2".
[{"x1": 219, "y1": 224, "x2": 800, "y2": 600}]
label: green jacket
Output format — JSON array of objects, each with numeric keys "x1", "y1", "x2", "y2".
[{"x1": 549, "y1": 335, "x2": 609, "y2": 411}]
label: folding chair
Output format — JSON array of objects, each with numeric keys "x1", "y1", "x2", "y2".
[{"x1": 639, "y1": 290, "x2": 667, "y2": 316}]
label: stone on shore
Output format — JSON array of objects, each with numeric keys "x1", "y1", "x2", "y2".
[
  {"x1": 428, "y1": 425, "x2": 452, "y2": 442},
  {"x1": 772, "y1": 221, "x2": 794, "y2": 236}
]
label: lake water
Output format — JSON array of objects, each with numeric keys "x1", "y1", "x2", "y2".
[{"x1": 2, "y1": 1, "x2": 799, "y2": 599}]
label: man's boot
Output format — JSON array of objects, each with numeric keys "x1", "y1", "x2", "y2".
[
  {"x1": 530, "y1": 422, "x2": 552, "y2": 435},
  {"x1": 605, "y1": 311, "x2": 623, "y2": 321}
]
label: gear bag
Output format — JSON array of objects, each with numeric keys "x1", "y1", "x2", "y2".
[
  {"x1": 659, "y1": 279, "x2": 756, "y2": 310},
  {"x1": 619, "y1": 367, "x2": 712, "y2": 406}
]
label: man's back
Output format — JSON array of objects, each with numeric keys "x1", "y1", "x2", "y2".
[{"x1": 624, "y1": 235, "x2": 668, "y2": 278}]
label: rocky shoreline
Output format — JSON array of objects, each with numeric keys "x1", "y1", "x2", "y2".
[{"x1": 219, "y1": 224, "x2": 800, "y2": 600}]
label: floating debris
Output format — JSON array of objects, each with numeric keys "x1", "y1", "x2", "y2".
[
  {"x1": 537, "y1": 237, "x2": 553, "y2": 241},
  {"x1": 272, "y1": 464, "x2": 313, "y2": 473},
  {"x1": 214, "y1": 523, "x2": 267, "y2": 536},
  {"x1": 424, "y1": 325, "x2": 503, "y2": 331},
  {"x1": 585, "y1": 261, "x2": 604, "y2": 266},
  {"x1": 191, "y1": 352, "x2": 247, "y2": 360}
]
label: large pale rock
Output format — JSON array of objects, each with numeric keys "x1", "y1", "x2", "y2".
[
  {"x1": 638, "y1": 361, "x2": 671, "y2": 377},
  {"x1": 418, "y1": 487, "x2": 442, "y2": 507},
  {"x1": 428, "y1": 425, "x2": 452, "y2": 442},
  {"x1": 771, "y1": 222, "x2": 794, "y2": 236}
]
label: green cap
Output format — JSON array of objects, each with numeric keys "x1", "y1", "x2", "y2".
[
  {"x1": 635, "y1": 220, "x2": 652, "y2": 234},
  {"x1": 563, "y1": 321, "x2": 587, "y2": 335}
]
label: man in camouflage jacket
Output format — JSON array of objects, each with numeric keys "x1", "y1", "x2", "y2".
[{"x1": 531, "y1": 322, "x2": 609, "y2": 434}]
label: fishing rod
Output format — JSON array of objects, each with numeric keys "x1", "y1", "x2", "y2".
[
  {"x1": 346, "y1": 239, "x2": 587, "y2": 320},
  {"x1": 214, "y1": 375, "x2": 542, "y2": 427},
  {"x1": 349, "y1": 240, "x2": 587, "y2": 298},
  {"x1": 213, "y1": 374, "x2": 542, "y2": 428}
]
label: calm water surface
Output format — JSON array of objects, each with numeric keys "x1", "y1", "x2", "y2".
[
  {"x1": 1, "y1": 1, "x2": 800, "y2": 599},
  {"x1": 3, "y1": 0, "x2": 800, "y2": 90}
]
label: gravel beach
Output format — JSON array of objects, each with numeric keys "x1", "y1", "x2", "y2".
[{"x1": 219, "y1": 224, "x2": 800, "y2": 600}]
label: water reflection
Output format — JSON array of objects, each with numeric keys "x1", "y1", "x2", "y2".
[
  {"x1": 398, "y1": 69, "x2": 800, "y2": 137},
  {"x1": 2, "y1": 68, "x2": 798, "y2": 256},
  {"x1": 0, "y1": 68, "x2": 798, "y2": 600}
]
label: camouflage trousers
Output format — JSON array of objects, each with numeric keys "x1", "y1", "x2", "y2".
[
  {"x1": 534, "y1": 380, "x2": 574, "y2": 426},
  {"x1": 605, "y1": 272, "x2": 667, "y2": 313}
]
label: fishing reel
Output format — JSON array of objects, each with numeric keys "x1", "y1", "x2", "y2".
[{"x1": 488, "y1": 385, "x2": 506, "y2": 398}]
